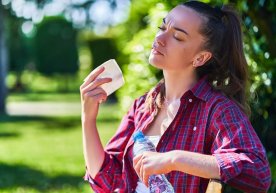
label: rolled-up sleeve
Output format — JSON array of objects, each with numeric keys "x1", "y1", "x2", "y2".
[
  {"x1": 211, "y1": 106, "x2": 271, "y2": 192},
  {"x1": 84, "y1": 152, "x2": 122, "y2": 192},
  {"x1": 84, "y1": 99, "x2": 139, "y2": 192}
]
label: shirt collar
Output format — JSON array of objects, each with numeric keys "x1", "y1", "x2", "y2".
[
  {"x1": 152, "y1": 76, "x2": 213, "y2": 102},
  {"x1": 151, "y1": 81, "x2": 162, "y2": 99}
]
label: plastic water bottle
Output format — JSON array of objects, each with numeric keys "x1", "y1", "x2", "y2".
[{"x1": 133, "y1": 131, "x2": 175, "y2": 193}]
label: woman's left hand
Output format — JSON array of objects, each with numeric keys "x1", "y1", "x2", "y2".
[{"x1": 133, "y1": 151, "x2": 173, "y2": 187}]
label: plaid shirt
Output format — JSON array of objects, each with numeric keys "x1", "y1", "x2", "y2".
[{"x1": 85, "y1": 77, "x2": 271, "y2": 193}]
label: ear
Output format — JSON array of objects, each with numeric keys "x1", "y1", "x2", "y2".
[{"x1": 192, "y1": 51, "x2": 212, "y2": 67}]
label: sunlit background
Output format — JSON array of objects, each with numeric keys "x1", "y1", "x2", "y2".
[
  {"x1": 4, "y1": 0, "x2": 130, "y2": 34},
  {"x1": 0, "y1": 0, "x2": 275, "y2": 192}
]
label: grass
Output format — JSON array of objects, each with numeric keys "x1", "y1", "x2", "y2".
[
  {"x1": 0, "y1": 103, "x2": 120, "y2": 193},
  {"x1": 7, "y1": 92, "x2": 81, "y2": 103},
  {"x1": 2, "y1": 92, "x2": 276, "y2": 193}
]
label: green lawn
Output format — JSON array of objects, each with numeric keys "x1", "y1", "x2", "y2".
[
  {"x1": 0, "y1": 104, "x2": 120, "y2": 193},
  {"x1": 7, "y1": 92, "x2": 81, "y2": 102},
  {"x1": 1, "y1": 96, "x2": 276, "y2": 193}
]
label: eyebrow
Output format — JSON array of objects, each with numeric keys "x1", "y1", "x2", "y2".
[{"x1": 162, "y1": 18, "x2": 189, "y2": 36}]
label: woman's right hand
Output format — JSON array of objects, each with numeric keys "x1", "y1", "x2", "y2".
[{"x1": 80, "y1": 66, "x2": 112, "y2": 120}]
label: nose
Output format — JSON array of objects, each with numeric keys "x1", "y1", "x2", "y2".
[{"x1": 155, "y1": 32, "x2": 166, "y2": 47}]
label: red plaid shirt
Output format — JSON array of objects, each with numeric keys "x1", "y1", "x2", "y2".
[{"x1": 85, "y1": 77, "x2": 271, "y2": 193}]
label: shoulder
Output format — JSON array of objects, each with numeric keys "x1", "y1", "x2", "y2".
[
  {"x1": 132, "y1": 93, "x2": 148, "y2": 111},
  {"x1": 206, "y1": 89, "x2": 247, "y2": 120},
  {"x1": 205, "y1": 90, "x2": 253, "y2": 140},
  {"x1": 132, "y1": 83, "x2": 161, "y2": 112}
]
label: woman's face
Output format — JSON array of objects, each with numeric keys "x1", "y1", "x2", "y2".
[{"x1": 149, "y1": 5, "x2": 205, "y2": 72}]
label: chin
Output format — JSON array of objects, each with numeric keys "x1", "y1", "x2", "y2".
[{"x1": 148, "y1": 55, "x2": 163, "y2": 69}]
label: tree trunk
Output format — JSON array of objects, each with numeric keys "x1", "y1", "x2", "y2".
[{"x1": 0, "y1": 5, "x2": 8, "y2": 114}]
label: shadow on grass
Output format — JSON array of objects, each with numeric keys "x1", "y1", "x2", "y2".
[
  {"x1": 0, "y1": 114, "x2": 118, "y2": 124},
  {"x1": 0, "y1": 162, "x2": 85, "y2": 191},
  {"x1": 0, "y1": 115, "x2": 82, "y2": 131},
  {"x1": 0, "y1": 132, "x2": 20, "y2": 138}
]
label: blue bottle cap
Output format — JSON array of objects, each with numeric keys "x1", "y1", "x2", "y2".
[{"x1": 133, "y1": 131, "x2": 145, "y2": 142}]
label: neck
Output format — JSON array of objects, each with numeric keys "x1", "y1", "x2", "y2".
[{"x1": 163, "y1": 69, "x2": 198, "y2": 102}]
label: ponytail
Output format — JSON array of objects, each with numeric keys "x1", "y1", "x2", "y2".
[
  {"x1": 184, "y1": 1, "x2": 250, "y2": 115},
  {"x1": 218, "y1": 6, "x2": 250, "y2": 115},
  {"x1": 145, "y1": 2, "x2": 250, "y2": 115}
]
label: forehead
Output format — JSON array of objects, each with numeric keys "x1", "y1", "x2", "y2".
[{"x1": 165, "y1": 5, "x2": 203, "y2": 35}]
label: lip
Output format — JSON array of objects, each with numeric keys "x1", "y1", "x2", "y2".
[{"x1": 151, "y1": 45, "x2": 164, "y2": 55}]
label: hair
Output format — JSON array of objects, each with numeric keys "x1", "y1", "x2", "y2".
[{"x1": 145, "y1": 0, "x2": 250, "y2": 115}]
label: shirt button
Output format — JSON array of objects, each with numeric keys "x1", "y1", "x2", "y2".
[
  {"x1": 189, "y1": 98, "x2": 193, "y2": 103},
  {"x1": 193, "y1": 126, "x2": 197, "y2": 131}
]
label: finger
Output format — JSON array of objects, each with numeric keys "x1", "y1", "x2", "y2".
[
  {"x1": 141, "y1": 160, "x2": 149, "y2": 186},
  {"x1": 144, "y1": 174, "x2": 149, "y2": 187},
  {"x1": 84, "y1": 87, "x2": 106, "y2": 98},
  {"x1": 133, "y1": 154, "x2": 142, "y2": 166},
  {"x1": 140, "y1": 156, "x2": 147, "y2": 183},
  {"x1": 87, "y1": 92, "x2": 108, "y2": 104},
  {"x1": 133, "y1": 155, "x2": 143, "y2": 178},
  {"x1": 81, "y1": 66, "x2": 105, "y2": 88},
  {"x1": 82, "y1": 77, "x2": 112, "y2": 94},
  {"x1": 84, "y1": 66, "x2": 104, "y2": 82},
  {"x1": 81, "y1": 87, "x2": 106, "y2": 103},
  {"x1": 140, "y1": 162, "x2": 144, "y2": 183}
]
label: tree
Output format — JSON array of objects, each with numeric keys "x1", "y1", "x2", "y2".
[
  {"x1": 0, "y1": 0, "x2": 123, "y2": 111},
  {"x1": 238, "y1": 0, "x2": 276, "y2": 154},
  {"x1": 34, "y1": 16, "x2": 79, "y2": 91},
  {"x1": 7, "y1": 16, "x2": 31, "y2": 91},
  {"x1": 0, "y1": 5, "x2": 8, "y2": 113}
]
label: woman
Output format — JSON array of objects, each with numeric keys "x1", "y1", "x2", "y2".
[{"x1": 80, "y1": 1, "x2": 271, "y2": 192}]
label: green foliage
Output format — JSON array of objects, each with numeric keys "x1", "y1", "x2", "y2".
[
  {"x1": 6, "y1": 70, "x2": 82, "y2": 93},
  {"x1": 88, "y1": 38, "x2": 118, "y2": 69},
  {"x1": 7, "y1": 17, "x2": 30, "y2": 73},
  {"x1": 239, "y1": 0, "x2": 276, "y2": 154},
  {"x1": 34, "y1": 16, "x2": 79, "y2": 76},
  {"x1": 7, "y1": 92, "x2": 80, "y2": 102},
  {"x1": 117, "y1": 2, "x2": 168, "y2": 111},
  {"x1": 5, "y1": 15, "x2": 32, "y2": 91}
]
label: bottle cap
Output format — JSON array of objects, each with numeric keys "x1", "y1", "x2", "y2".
[{"x1": 133, "y1": 131, "x2": 145, "y2": 142}]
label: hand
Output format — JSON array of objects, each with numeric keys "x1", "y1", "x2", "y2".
[
  {"x1": 80, "y1": 67, "x2": 112, "y2": 119},
  {"x1": 133, "y1": 151, "x2": 173, "y2": 187}
]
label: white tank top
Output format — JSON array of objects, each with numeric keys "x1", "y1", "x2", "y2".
[
  {"x1": 135, "y1": 136, "x2": 160, "y2": 193},
  {"x1": 135, "y1": 98, "x2": 180, "y2": 193}
]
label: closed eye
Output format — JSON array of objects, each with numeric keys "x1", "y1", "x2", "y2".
[
  {"x1": 158, "y1": 26, "x2": 166, "y2": 31},
  {"x1": 174, "y1": 36, "x2": 182, "y2": 41},
  {"x1": 158, "y1": 26, "x2": 184, "y2": 41},
  {"x1": 174, "y1": 33, "x2": 184, "y2": 41}
]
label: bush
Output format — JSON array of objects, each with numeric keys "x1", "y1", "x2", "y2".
[
  {"x1": 117, "y1": 3, "x2": 168, "y2": 111},
  {"x1": 34, "y1": 16, "x2": 79, "y2": 76}
]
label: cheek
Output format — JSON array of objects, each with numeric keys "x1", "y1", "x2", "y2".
[
  {"x1": 175, "y1": 43, "x2": 197, "y2": 60},
  {"x1": 169, "y1": 46, "x2": 195, "y2": 67},
  {"x1": 171, "y1": 46, "x2": 188, "y2": 60}
]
